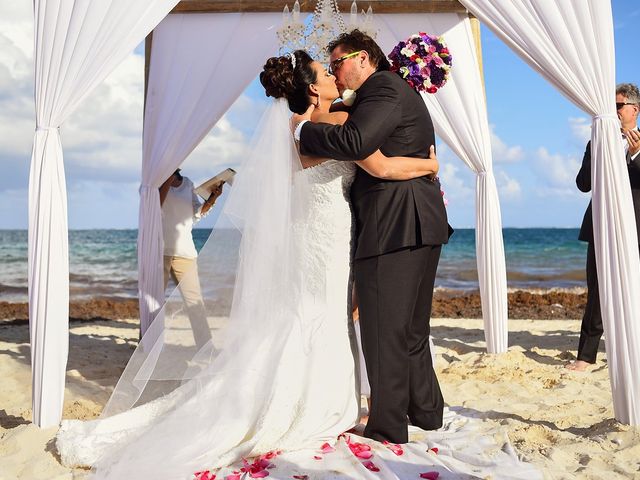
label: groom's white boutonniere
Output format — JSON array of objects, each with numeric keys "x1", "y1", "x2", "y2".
[{"x1": 342, "y1": 89, "x2": 357, "y2": 107}]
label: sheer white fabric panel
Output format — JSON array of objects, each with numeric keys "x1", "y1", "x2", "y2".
[
  {"x1": 378, "y1": 13, "x2": 508, "y2": 353},
  {"x1": 30, "y1": 0, "x2": 180, "y2": 428},
  {"x1": 460, "y1": 0, "x2": 640, "y2": 424},
  {"x1": 138, "y1": 13, "x2": 280, "y2": 336}
]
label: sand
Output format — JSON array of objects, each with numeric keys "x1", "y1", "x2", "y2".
[{"x1": 1, "y1": 314, "x2": 639, "y2": 479}]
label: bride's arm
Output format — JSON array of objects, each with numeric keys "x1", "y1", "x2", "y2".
[{"x1": 356, "y1": 146, "x2": 439, "y2": 180}]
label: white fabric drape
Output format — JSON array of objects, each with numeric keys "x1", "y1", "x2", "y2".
[
  {"x1": 30, "y1": 0, "x2": 179, "y2": 428},
  {"x1": 378, "y1": 13, "x2": 508, "y2": 353},
  {"x1": 138, "y1": 13, "x2": 280, "y2": 336},
  {"x1": 460, "y1": 0, "x2": 640, "y2": 425}
]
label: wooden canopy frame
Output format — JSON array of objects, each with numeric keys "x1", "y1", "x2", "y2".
[{"x1": 145, "y1": 0, "x2": 483, "y2": 108}]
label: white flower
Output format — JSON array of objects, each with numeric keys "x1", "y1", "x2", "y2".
[
  {"x1": 401, "y1": 47, "x2": 414, "y2": 57},
  {"x1": 342, "y1": 89, "x2": 357, "y2": 107}
]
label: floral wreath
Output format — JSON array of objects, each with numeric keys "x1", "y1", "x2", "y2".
[{"x1": 388, "y1": 32, "x2": 452, "y2": 94}]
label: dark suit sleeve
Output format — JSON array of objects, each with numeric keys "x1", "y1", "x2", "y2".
[
  {"x1": 299, "y1": 75, "x2": 402, "y2": 161},
  {"x1": 576, "y1": 141, "x2": 592, "y2": 193}
]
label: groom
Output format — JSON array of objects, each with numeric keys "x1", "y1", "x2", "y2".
[{"x1": 292, "y1": 30, "x2": 451, "y2": 444}]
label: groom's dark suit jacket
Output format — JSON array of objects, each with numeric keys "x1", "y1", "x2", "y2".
[
  {"x1": 300, "y1": 70, "x2": 450, "y2": 259},
  {"x1": 577, "y1": 136, "x2": 640, "y2": 244}
]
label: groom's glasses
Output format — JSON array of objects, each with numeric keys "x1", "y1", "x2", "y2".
[
  {"x1": 616, "y1": 102, "x2": 637, "y2": 110},
  {"x1": 328, "y1": 50, "x2": 362, "y2": 75}
]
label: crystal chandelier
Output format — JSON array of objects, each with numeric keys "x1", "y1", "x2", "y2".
[{"x1": 277, "y1": 0, "x2": 376, "y2": 63}]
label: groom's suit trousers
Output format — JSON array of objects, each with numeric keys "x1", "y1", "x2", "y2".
[{"x1": 355, "y1": 244, "x2": 444, "y2": 444}]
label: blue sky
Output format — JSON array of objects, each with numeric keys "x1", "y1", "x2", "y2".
[{"x1": 0, "y1": 1, "x2": 638, "y2": 229}]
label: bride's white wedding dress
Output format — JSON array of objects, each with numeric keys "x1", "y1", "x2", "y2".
[{"x1": 56, "y1": 159, "x2": 361, "y2": 479}]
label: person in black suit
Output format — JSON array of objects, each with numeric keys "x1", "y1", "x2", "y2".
[
  {"x1": 567, "y1": 83, "x2": 640, "y2": 372},
  {"x1": 292, "y1": 30, "x2": 451, "y2": 443}
]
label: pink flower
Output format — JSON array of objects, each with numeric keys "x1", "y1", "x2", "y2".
[
  {"x1": 225, "y1": 473, "x2": 241, "y2": 480},
  {"x1": 320, "y1": 442, "x2": 336, "y2": 454},
  {"x1": 362, "y1": 461, "x2": 380, "y2": 472},
  {"x1": 419, "y1": 472, "x2": 439, "y2": 479}
]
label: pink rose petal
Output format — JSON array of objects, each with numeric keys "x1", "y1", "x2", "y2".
[
  {"x1": 420, "y1": 472, "x2": 440, "y2": 479},
  {"x1": 384, "y1": 442, "x2": 404, "y2": 456},
  {"x1": 293, "y1": 476, "x2": 309, "y2": 480},
  {"x1": 249, "y1": 470, "x2": 270, "y2": 479},
  {"x1": 224, "y1": 474, "x2": 241, "y2": 480},
  {"x1": 320, "y1": 442, "x2": 336, "y2": 454},
  {"x1": 362, "y1": 461, "x2": 380, "y2": 472},
  {"x1": 194, "y1": 471, "x2": 216, "y2": 480},
  {"x1": 262, "y1": 451, "x2": 279, "y2": 460},
  {"x1": 355, "y1": 450, "x2": 373, "y2": 459}
]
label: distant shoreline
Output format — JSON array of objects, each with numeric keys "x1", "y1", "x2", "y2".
[{"x1": 0, "y1": 288, "x2": 586, "y2": 322}]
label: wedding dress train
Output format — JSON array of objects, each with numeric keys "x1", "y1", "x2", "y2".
[{"x1": 57, "y1": 158, "x2": 361, "y2": 479}]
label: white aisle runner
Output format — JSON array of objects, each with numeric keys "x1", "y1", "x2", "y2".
[{"x1": 209, "y1": 409, "x2": 541, "y2": 480}]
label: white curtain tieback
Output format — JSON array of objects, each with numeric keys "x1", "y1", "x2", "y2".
[
  {"x1": 593, "y1": 114, "x2": 618, "y2": 120},
  {"x1": 477, "y1": 171, "x2": 488, "y2": 177},
  {"x1": 35, "y1": 126, "x2": 59, "y2": 132}
]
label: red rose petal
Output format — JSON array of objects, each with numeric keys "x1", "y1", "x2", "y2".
[
  {"x1": 293, "y1": 476, "x2": 309, "y2": 480},
  {"x1": 363, "y1": 461, "x2": 380, "y2": 472},
  {"x1": 420, "y1": 472, "x2": 439, "y2": 479},
  {"x1": 313, "y1": 455, "x2": 322, "y2": 460},
  {"x1": 430, "y1": 447, "x2": 439, "y2": 454}
]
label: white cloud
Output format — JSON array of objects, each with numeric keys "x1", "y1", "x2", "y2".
[
  {"x1": 183, "y1": 115, "x2": 251, "y2": 183},
  {"x1": 495, "y1": 170, "x2": 522, "y2": 200},
  {"x1": 490, "y1": 125, "x2": 524, "y2": 163},
  {"x1": 568, "y1": 116, "x2": 591, "y2": 144},
  {"x1": 533, "y1": 147, "x2": 582, "y2": 196},
  {"x1": 0, "y1": 1, "x2": 259, "y2": 228}
]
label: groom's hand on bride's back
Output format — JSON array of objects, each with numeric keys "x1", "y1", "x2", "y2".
[{"x1": 291, "y1": 104, "x2": 315, "y2": 136}]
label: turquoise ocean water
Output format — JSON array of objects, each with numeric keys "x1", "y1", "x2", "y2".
[{"x1": 0, "y1": 228, "x2": 587, "y2": 302}]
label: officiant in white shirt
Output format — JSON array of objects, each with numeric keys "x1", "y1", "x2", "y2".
[{"x1": 159, "y1": 168, "x2": 223, "y2": 348}]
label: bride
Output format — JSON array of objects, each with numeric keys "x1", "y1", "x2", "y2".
[{"x1": 55, "y1": 49, "x2": 438, "y2": 479}]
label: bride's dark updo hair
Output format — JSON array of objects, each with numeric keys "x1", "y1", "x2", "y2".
[{"x1": 260, "y1": 50, "x2": 317, "y2": 114}]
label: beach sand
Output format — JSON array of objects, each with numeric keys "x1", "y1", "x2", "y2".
[{"x1": 1, "y1": 294, "x2": 639, "y2": 479}]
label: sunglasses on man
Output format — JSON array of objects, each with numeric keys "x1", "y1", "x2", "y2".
[
  {"x1": 616, "y1": 102, "x2": 637, "y2": 110},
  {"x1": 328, "y1": 50, "x2": 362, "y2": 75}
]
